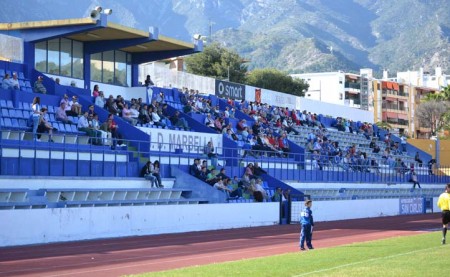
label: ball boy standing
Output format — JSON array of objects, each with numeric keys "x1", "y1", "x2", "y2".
[{"x1": 300, "y1": 200, "x2": 314, "y2": 250}]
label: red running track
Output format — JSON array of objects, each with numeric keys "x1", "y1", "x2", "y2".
[{"x1": 0, "y1": 213, "x2": 440, "y2": 277}]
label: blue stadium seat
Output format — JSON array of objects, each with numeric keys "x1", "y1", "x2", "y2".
[
  {"x1": 0, "y1": 69, "x2": 5, "y2": 77},
  {"x1": 6, "y1": 70, "x2": 11, "y2": 77},
  {"x1": 6, "y1": 100, "x2": 13, "y2": 108},
  {"x1": 18, "y1": 102, "x2": 24, "y2": 110},
  {"x1": 65, "y1": 123, "x2": 72, "y2": 133},
  {"x1": 8, "y1": 109, "x2": 17, "y2": 118},
  {"x1": 18, "y1": 119, "x2": 28, "y2": 129},
  {"x1": 14, "y1": 110, "x2": 24, "y2": 119},
  {"x1": 58, "y1": 123, "x2": 66, "y2": 132},
  {"x1": 0, "y1": 100, "x2": 6, "y2": 108},
  {"x1": 71, "y1": 116, "x2": 78, "y2": 124},
  {"x1": 49, "y1": 114, "x2": 55, "y2": 122},
  {"x1": 11, "y1": 118, "x2": 20, "y2": 128},
  {"x1": 3, "y1": 118, "x2": 12, "y2": 128},
  {"x1": 24, "y1": 81, "x2": 31, "y2": 88},
  {"x1": 25, "y1": 87, "x2": 33, "y2": 93},
  {"x1": 0, "y1": 118, "x2": 4, "y2": 127},
  {"x1": 70, "y1": 124, "x2": 78, "y2": 133},
  {"x1": 1, "y1": 108, "x2": 9, "y2": 117},
  {"x1": 22, "y1": 110, "x2": 30, "y2": 118},
  {"x1": 47, "y1": 106, "x2": 55, "y2": 113},
  {"x1": 18, "y1": 72, "x2": 25, "y2": 80}
]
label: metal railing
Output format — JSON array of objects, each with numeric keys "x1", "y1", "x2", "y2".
[{"x1": 1, "y1": 132, "x2": 449, "y2": 184}]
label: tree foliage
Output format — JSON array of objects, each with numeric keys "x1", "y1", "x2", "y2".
[
  {"x1": 184, "y1": 43, "x2": 247, "y2": 84},
  {"x1": 245, "y1": 68, "x2": 309, "y2": 97},
  {"x1": 415, "y1": 100, "x2": 448, "y2": 137}
]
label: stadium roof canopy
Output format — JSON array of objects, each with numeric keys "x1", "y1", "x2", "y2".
[{"x1": 0, "y1": 15, "x2": 202, "y2": 64}]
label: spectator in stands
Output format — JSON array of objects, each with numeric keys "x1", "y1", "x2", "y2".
[
  {"x1": 78, "y1": 111, "x2": 101, "y2": 145},
  {"x1": 155, "y1": 91, "x2": 165, "y2": 104},
  {"x1": 107, "y1": 95, "x2": 120, "y2": 115},
  {"x1": 11, "y1": 73, "x2": 20, "y2": 90},
  {"x1": 204, "y1": 140, "x2": 218, "y2": 168},
  {"x1": 140, "y1": 161, "x2": 157, "y2": 187},
  {"x1": 33, "y1": 76, "x2": 47, "y2": 94},
  {"x1": 253, "y1": 162, "x2": 267, "y2": 177},
  {"x1": 409, "y1": 171, "x2": 421, "y2": 190},
  {"x1": 130, "y1": 104, "x2": 140, "y2": 122},
  {"x1": 213, "y1": 178, "x2": 231, "y2": 192},
  {"x1": 415, "y1": 152, "x2": 423, "y2": 167},
  {"x1": 206, "y1": 168, "x2": 219, "y2": 186},
  {"x1": 247, "y1": 179, "x2": 263, "y2": 202},
  {"x1": 428, "y1": 159, "x2": 436, "y2": 175},
  {"x1": 92, "y1": 114, "x2": 109, "y2": 145},
  {"x1": 2, "y1": 73, "x2": 13, "y2": 89},
  {"x1": 92, "y1": 85, "x2": 100, "y2": 98},
  {"x1": 69, "y1": 96, "x2": 82, "y2": 116},
  {"x1": 236, "y1": 119, "x2": 247, "y2": 133},
  {"x1": 95, "y1": 91, "x2": 106, "y2": 108},
  {"x1": 144, "y1": 75, "x2": 154, "y2": 87},
  {"x1": 55, "y1": 102, "x2": 73, "y2": 124},
  {"x1": 87, "y1": 104, "x2": 95, "y2": 116},
  {"x1": 121, "y1": 103, "x2": 138, "y2": 126},
  {"x1": 216, "y1": 168, "x2": 229, "y2": 180},
  {"x1": 100, "y1": 114, "x2": 124, "y2": 149},
  {"x1": 189, "y1": 159, "x2": 201, "y2": 177},
  {"x1": 37, "y1": 107, "x2": 54, "y2": 142},
  {"x1": 31, "y1": 96, "x2": 43, "y2": 141},
  {"x1": 204, "y1": 113, "x2": 215, "y2": 130},
  {"x1": 170, "y1": 111, "x2": 189, "y2": 131},
  {"x1": 152, "y1": 160, "x2": 163, "y2": 188},
  {"x1": 224, "y1": 178, "x2": 242, "y2": 198},
  {"x1": 150, "y1": 106, "x2": 166, "y2": 128},
  {"x1": 272, "y1": 187, "x2": 286, "y2": 202},
  {"x1": 137, "y1": 104, "x2": 149, "y2": 124}
]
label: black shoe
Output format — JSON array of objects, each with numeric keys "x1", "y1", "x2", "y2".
[
  {"x1": 442, "y1": 238, "x2": 446, "y2": 245},
  {"x1": 300, "y1": 247, "x2": 306, "y2": 251},
  {"x1": 308, "y1": 246, "x2": 314, "y2": 250}
]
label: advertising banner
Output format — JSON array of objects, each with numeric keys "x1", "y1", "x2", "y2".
[
  {"x1": 215, "y1": 80, "x2": 246, "y2": 100},
  {"x1": 138, "y1": 127, "x2": 223, "y2": 154},
  {"x1": 399, "y1": 198, "x2": 425, "y2": 215}
]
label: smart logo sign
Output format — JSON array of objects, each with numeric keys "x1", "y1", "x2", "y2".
[{"x1": 215, "y1": 80, "x2": 246, "y2": 100}]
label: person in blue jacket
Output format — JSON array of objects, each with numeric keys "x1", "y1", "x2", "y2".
[{"x1": 300, "y1": 200, "x2": 314, "y2": 250}]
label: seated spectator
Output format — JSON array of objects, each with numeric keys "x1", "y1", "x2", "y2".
[
  {"x1": 34, "y1": 76, "x2": 47, "y2": 94},
  {"x1": 92, "y1": 85, "x2": 100, "y2": 98},
  {"x1": 100, "y1": 114, "x2": 124, "y2": 148},
  {"x1": 140, "y1": 161, "x2": 157, "y2": 187},
  {"x1": 272, "y1": 187, "x2": 286, "y2": 202},
  {"x1": 248, "y1": 179, "x2": 264, "y2": 202},
  {"x1": 2, "y1": 73, "x2": 13, "y2": 89},
  {"x1": 170, "y1": 111, "x2": 189, "y2": 130},
  {"x1": 152, "y1": 160, "x2": 163, "y2": 188},
  {"x1": 37, "y1": 107, "x2": 54, "y2": 142},
  {"x1": 144, "y1": 75, "x2": 154, "y2": 87},
  {"x1": 11, "y1": 72, "x2": 20, "y2": 90},
  {"x1": 253, "y1": 162, "x2": 267, "y2": 177},
  {"x1": 55, "y1": 102, "x2": 73, "y2": 124},
  {"x1": 155, "y1": 91, "x2": 165, "y2": 104},
  {"x1": 150, "y1": 106, "x2": 166, "y2": 128},
  {"x1": 69, "y1": 96, "x2": 82, "y2": 116},
  {"x1": 206, "y1": 168, "x2": 219, "y2": 186},
  {"x1": 107, "y1": 95, "x2": 120, "y2": 115},
  {"x1": 224, "y1": 178, "x2": 242, "y2": 198},
  {"x1": 130, "y1": 104, "x2": 140, "y2": 121},
  {"x1": 236, "y1": 119, "x2": 247, "y2": 133},
  {"x1": 122, "y1": 103, "x2": 138, "y2": 126},
  {"x1": 213, "y1": 178, "x2": 232, "y2": 193},
  {"x1": 92, "y1": 114, "x2": 109, "y2": 145},
  {"x1": 216, "y1": 168, "x2": 229, "y2": 180},
  {"x1": 78, "y1": 111, "x2": 101, "y2": 145},
  {"x1": 95, "y1": 91, "x2": 106, "y2": 108},
  {"x1": 189, "y1": 159, "x2": 201, "y2": 177},
  {"x1": 87, "y1": 104, "x2": 95, "y2": 116},
  {"x1": 204, "y1": 113, "x2": 215, "y2": 130}
]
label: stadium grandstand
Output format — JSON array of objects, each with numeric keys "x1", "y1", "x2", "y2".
[{"x1": 0, "y1": 11, "x2": 449, "y2": 248}]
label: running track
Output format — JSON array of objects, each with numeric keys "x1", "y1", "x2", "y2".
[{"x1": 0, "y1": 213, "x2": 440, "y2": 277}]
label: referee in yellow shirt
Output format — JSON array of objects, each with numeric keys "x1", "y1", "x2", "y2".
[{"x1": 437, "y1": 183, "x2": 450, "y2": 244}]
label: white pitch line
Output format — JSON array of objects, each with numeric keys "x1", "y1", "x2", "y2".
[{"x1": 292, "y1": 245, "x2": 447, "y2": 277}]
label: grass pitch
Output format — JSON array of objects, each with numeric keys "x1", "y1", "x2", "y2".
[{"x1": 130, "y1": 232, "x2": 449, "y2": 277}]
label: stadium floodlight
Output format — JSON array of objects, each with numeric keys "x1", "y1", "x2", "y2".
[
  {"x1": 94, "y1": 6, "x2": 103, "y2": 13},
  {"x1": 193, "y1": 34, "x2": 202, "y2": 40},
  {"x1": 103, "y1": 9, "x2": 112, "y2": 15}
]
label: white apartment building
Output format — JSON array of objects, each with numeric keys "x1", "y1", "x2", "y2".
[{"x1": 396, "y1": 67, "x2": 449, "y2": 90}]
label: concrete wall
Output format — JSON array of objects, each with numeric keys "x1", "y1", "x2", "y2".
[
  {"x1": 0, "y1": 196, "x2": 440, "y2": 247},
  {"x1": 0, "y1": 203, "x2": 279, "y2": 247}
]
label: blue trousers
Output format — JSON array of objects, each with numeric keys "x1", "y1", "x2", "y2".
[{"x1": 300, "y1": 224, "x2": 313, "y2": 248}]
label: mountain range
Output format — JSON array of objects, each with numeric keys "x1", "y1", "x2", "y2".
[{"x1": 1, "y1": 0, "x2": 450, "y2": 76}]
